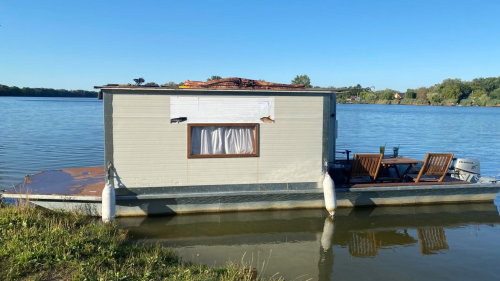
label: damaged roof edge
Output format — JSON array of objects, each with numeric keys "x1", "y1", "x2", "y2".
[
  {"x1": 95, "y1": 77, "x2": 355, "y2": 93},
  {"x1": 94, "y1": 86, "x2": 351, "y2": 93}
]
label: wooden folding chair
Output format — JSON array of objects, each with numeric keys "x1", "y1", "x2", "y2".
[
  {"x1": 347, "y1": 154, "x2": 383, "y2": 184},
  {"x1": 409, "y1": 153, "x2": 454, "y2": 183}
]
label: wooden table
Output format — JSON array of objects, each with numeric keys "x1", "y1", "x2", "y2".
[{"x1": 379, "y1": 157, "x2": 423, "y2": 182}]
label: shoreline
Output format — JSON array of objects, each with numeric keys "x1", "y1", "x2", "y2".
[{"x1": 338, "y1": 100, "x2": 500, "y2": 107}]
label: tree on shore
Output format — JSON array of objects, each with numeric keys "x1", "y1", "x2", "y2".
[
  {"x1": 406, "y1": 89, "x2": 417, "y2": 99},
  {"x1": 427, "y1": 93, "x2": 442, "y2": 104},
  {"x1": 378, "y1": 89, "x2": 395, "y2": 100},
  {"x1": 349, "y1": 84, "x2": 364, "y2": 97},
  {"x1": 490, "y1": 88, "x2": 500, "y2": 99},
  {"x1": 416, "y1": 87, "x2": 428, "y2": 100},
  {"x1": 207, "y1": 76, "x2": 222, "y2": 81},
  {"x1": 470, "y1": 88, "x2": 487, "y2": 98},
  {"x1": 291, "y1": 75, "x2": 312, "y2": 88},
  {"x1": 133, "y1": 78, "x2": 145, "y2": 86},
  {"x1": 441, "y1": 85, "x2": 462, "y2": 100}
]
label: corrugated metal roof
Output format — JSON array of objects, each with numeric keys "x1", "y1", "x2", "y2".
[{"x1": 184, "y1": 77, "x2": 305, "y2": 90}]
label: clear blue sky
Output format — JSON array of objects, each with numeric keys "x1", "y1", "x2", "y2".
[{"x1": 1, "y1": 0, "x2": 499, "y2": 92}]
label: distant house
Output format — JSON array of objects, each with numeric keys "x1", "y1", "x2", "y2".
[
  {"x1": 394, "y1": 93, "x2": 405, "y2": 100},
  {"x1": 346, "y1": 95, "x2": 360, "y2": 102}
]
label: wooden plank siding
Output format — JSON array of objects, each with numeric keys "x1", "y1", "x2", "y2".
[{"x1": 112, "y1": 94, "x2": 324, "y2": 188}]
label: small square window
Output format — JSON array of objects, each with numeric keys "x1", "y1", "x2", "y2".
[{"x1": 188, "y1": 124, "x2": 259, "y2": 158}]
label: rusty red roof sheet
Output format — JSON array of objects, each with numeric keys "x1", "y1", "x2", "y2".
[
  {"x1": 94, "y1": 77, "x2": 353, "y2": 93},
  {"x1": 184, "y1": 77, "x2": 305, "y2": 90}
]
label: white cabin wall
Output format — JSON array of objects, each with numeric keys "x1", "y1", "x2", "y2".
[
  {"x1": 112, "y1": 93, "x2": 324, "y2": 188},
  {"x1": 258, "y1": 97, "x2": 323, "y2": 183},
  {"x1": 112, "y1": 94, "x2": 188, "y2": 188}
]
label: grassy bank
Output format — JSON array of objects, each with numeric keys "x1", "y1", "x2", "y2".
[{"x1": 0, "y1": 203, "x2": 281, "y2": 281}]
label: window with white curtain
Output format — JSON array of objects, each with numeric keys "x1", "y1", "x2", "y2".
[{"x1": 188, "y1": 124, "x2": 259, "y2": 158}]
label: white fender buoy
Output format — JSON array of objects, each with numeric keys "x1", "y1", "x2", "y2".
[
  {"x1": 323, "y1": 173, "x2": 337, "y2": 216},
  {"x1": 102, "y1": 180, "x2": 116, "y2": 223},
  {"x1": 320, "y1": 216, "x2": 335, "y2": 251}
]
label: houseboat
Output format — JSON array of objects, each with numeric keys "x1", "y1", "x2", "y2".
[{"x1": 2, "y1": 78, "x2": 499, "y2": 217}]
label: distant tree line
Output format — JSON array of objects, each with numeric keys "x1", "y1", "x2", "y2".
[
  {"x1": 0, "y1": 84, "x2": 97, "y2": 98},
  {"x1": 337, "y1": 76, "x2": 500, "y2": 106},
  {"x1": 6, "y1": 75, "x2": 497, "y2": 106}
]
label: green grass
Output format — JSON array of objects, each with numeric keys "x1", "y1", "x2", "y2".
[{"x1": 0, "y1": 203, "x2": 282, "y2": 281}]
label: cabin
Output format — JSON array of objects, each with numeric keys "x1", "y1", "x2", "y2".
[
  {"x1": 95, "y1": 78, "x2": 339, "y2": 215},
  {"x1": 346, "y1": 95, "x2": 360, "y2": 102},
  {"x1": 394, "y1": 92, "x2": 405, "y2": 100}
]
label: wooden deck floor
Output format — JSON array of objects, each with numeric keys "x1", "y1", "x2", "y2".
[{"x1": 343, "y1": 176, "x2": 471, "y2": 189}]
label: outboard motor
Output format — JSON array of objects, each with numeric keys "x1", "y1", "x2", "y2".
[{"x1": 450, "y1": 158, "x2": 481, "y2": 183}]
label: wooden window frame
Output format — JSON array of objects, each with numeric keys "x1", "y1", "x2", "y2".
[{"x1": 187, "y1": 123, "x2": 259, "y2": 159}]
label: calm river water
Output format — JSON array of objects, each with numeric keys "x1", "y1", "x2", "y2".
[
  {"x1": 1, "y1": 97, "x2": 499, "y2": 188},
  {"x1": 1, "y1": 97, "x2": 500, "y2": 280},
  {"x1": 118, "y1": 204, "x2": 500, "y2": 281}
]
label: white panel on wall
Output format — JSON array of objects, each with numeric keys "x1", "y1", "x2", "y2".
[{"x1": 170, "y1": 97, "x2": 275, "y2": 123}]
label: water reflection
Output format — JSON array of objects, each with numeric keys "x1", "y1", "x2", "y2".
[
  {"x1": 319, "y1": 217, "x2": 334, "y2": 281},
  {"x1": 118, "y1": 204, "x2": 500, "y2": 280},
  {"x1": 495, "y1": 192, "x2": 500, "y2": 215},
  {"x1": 417, "y1": 228, "x2": 449, "y2": 255}
]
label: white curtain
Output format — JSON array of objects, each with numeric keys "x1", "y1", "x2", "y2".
[{"x1": 191, "y1": 126, "x2": 255, "y2": 155}]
